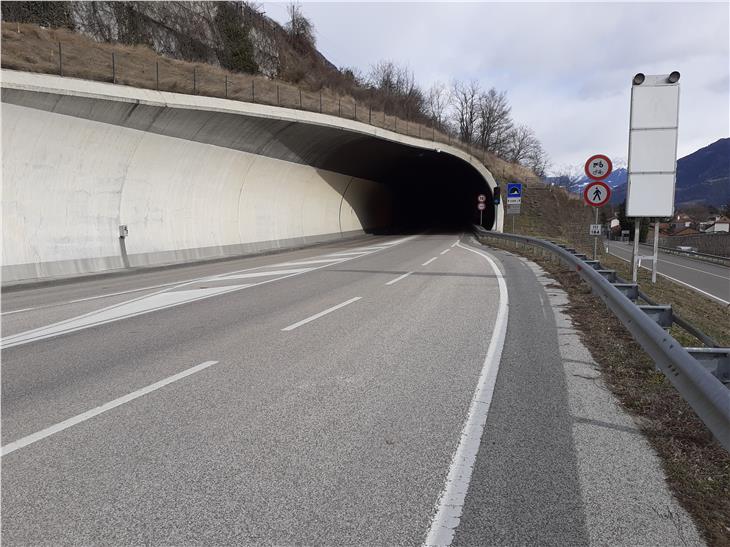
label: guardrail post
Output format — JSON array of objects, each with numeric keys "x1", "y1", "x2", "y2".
[
  {"x1": 299, "y1": 88, "x2": 302, "y2": 109},
  {"x1": 58, "y1": 42, "x2": 63, "y2": 76},
  {"x1": 193, "y1": 67, "x2": 197, "y2": 94},
  {"x1": 354, "y1": 101, "x2": 357, "y2": 120},
  {"x1": 338, "y1": 97, "x2": 341, "y2": 116},
  {"x1": 112, "y1": 52, "x2": 116, "y2": 84},
  {"x1": 319, "y1": 90, "x2": 322, "y2": 113},
  {"x1": 369, "y1": 105, "x2": 372, "y2": 124},
  {"x1": 224, "y1": 75, "x2": 228, "y2": 98},
  {"x1": 276, "y1": 84, "x2": 280, "y2": 105},
  {"x1": 252, "y1": 80, "x2": 255, "y2": 102},
  {"x1": 156, "y1": 61, "x2": 159, "y2": 90}
]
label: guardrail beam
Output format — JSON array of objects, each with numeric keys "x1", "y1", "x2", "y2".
[
  {"x1": 638, "y1": 305, "x2": 673, "y2": 329},
  {"x1": 612, "y1": 283, "x2": 639, "y2": 301},
  {"x1": 686, "y1": 348, "x2": 730, "y2": 385}
]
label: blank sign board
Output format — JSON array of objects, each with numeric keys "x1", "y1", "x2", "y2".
[{"x1": 626, "y1": 75, "x2": 679, "y2": 217}]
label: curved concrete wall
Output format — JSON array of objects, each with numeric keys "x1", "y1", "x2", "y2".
[{"x1": 1, "y1": 69, "x2": 499, "y2": 283}]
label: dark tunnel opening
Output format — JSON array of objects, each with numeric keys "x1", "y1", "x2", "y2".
[
  {"x1": 317, "y1": 136, "x2": 495, "y2": 234},
  {"x1": 383, "y1": 149, "x2": 495, "y2": 233}
]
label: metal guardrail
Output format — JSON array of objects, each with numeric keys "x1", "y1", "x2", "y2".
[
  {"x1": 474, "y1": 227, "x2": 730, "y2": 451},
  {"x1": 657, "y1": 246, "x2": 730, "y2": 266}
]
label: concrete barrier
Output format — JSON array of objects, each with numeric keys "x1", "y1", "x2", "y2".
[{"x1": 1, "y1": 69, "x2": 498, "y2": 283}]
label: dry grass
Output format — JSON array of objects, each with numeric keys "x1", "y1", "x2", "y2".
[
  {"x1": 1, "y1": 22, "x2": 538, "y2": 185},
  {"x1": 479, "y1": 239, "x2": 730, "y2": 546}
]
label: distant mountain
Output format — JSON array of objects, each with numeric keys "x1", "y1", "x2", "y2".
[{"x1": 546, "y1": 138, "x2": 729, "y2": 208}]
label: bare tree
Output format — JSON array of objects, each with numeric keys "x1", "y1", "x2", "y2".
[
  {"x1": 285, "y1": 2, "x2": 315, "y2": 52},
  {"x1": 505, "y1": 124, "x2": 540, "y2": 164},
  {"x1": 450, "y1": 79, "x2": 480, "y2": 143},
  {"x1": 476, "y1": 88, "x2": 513, "y2": 154},
  {"x1": 425, "y1": 81, "x2": 450, "y2": 130},
  {"x1": 368, "y1": 60, "x2": 423, "y2": 118}
]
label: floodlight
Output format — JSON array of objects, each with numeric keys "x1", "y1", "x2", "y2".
[
  {"x1": 632, "y1": 73, "x2": 645, "y2": 85},
  {"x1": 667, "y1": 71, "x2": 680, "y2": 84}
]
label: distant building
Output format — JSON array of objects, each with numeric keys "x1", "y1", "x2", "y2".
[
  {"x1": 704, "y1": 216, "x2": 730, "y2": 233},
  {"x1": 672, "y1": 226, "x2": 700, "y2": 237},
  {"x1": 670, "y1": 212, "x2": 694, "y2": 233}
]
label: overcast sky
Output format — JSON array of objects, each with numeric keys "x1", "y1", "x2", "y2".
[{"x1": 263, "y1": 1, "x2": 729, "y2": 175}]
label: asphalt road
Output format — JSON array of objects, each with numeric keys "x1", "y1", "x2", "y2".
[
  {"x1": 608, "y1": 241, "x2": 730, "y2": 304},
  {"x1": 1, "y1": 233, "x2": 701, "y2": 546}
]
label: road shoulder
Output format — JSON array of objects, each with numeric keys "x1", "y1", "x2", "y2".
[{"x1": 454, "y1": 242, "x2": 703, "y2": 546}]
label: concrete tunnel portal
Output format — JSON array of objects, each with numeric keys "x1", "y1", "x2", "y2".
[
  {"x1": 1, "y1": 70, "x2": 499, "y2": 282},
  {"x1": 278, "y1": 129, "x2": 497, "y2": 233}
]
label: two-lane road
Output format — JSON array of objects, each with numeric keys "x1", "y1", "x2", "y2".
[
  {"x1": 608, "y1": 241, "x2": 730, "y2": 304},
  {"x1": 2, "y1": 234, "x2": 504, "y2": 545},
  {"x1": 1, "y1": 233, "x2": 702, "y2": 546}
]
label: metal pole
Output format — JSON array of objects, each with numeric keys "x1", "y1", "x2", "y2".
[
  {"x1": 112, "y1": 52, "x2": 116, "y2": 84},
  {"x1": 156, "y1": 61, "x2": 159, "y2": 90},
  {"x1": 276, "y1": 85, "x2": 280, "y2": 105},
  {"x1": 58, "y1": 42, "x2": 63, "y2": 76},
  {"x1": 252, "y1": 80, "x2": 255, "y2": 102},
  {"x1": 338, "y1": 98, "x2": 341, "y2": 116},
  {"x1": 652, "y1": 218, "x2": 659, "y2": 283},
  {"x1": 480, "y1": 209, "x2": 483, "y2": 226},
  {"x1": 193, "y1": 67, "x2": 196, "y2": 94},
  {"x1": 319, "y1": 90, "x2": 322, "y2": 113},
  {"x1": 354, "y1": 101, "x2": 357, "y2": 120},
  {"x1": 512, "y1": 215, "x2": 515, "y2": 233},
  {"x1": 369, "y1": 106, "x2": 372, "y2": 124},
  {"x1": 299, "y1": 89, "x2": 302, "y2": 109},
  {"x1": 225, "y1": 75, "x2": 228, "y2": 98},
  {"x1": 593, "y1": 207, "x2": 599, "y2": 260},
  {"x1": 632, "y1": 219, "x2": 641, "y2": 282}
]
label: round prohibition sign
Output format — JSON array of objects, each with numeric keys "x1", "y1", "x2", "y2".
[
  {"x1": 477, "y1": 194, "x2": 487, "y2": 203},
  {"x1": 583, "y1": 181, "x2": 611, "y2": 207},
  {"x1": 584, "y1": 154, "x2": 613, "y2": 180},
  {"x1": 477, "y1": 203, "x2": 486, "y2": 210}
]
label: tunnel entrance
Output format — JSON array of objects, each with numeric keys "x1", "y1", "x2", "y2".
[
  {"x1": 383, "y1": 149, "x2": 495, "y2": 233},
  {"x1": 318, "y1": 137, "x2": 495, "y2": 234}
]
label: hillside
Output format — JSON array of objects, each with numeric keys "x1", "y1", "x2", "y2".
[{"x1": 0, "y1": 4, "x2": 540, "y2": 186}]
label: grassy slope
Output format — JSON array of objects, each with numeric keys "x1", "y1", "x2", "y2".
[{"x1": 0, "y1": 22, "x2": 538, "y2": 186}]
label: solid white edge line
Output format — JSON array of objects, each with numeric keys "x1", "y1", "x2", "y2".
[
  {"x1": 608, "y1": 251, "x2": 730, "y2": 306},
  {"x1": 423, "y1": 241, "x2": 509, "y2": 547},
  {"x1": 281, "y1": 297, "x2": 362, "y2": 331},
  {"x1": 422, "y1": 257, "x2": 438, "y2": 266},
  {"x1": 1, "y1": 360, "x2": 219, "y2": 457},
  {"x1": 385, "y1": 271, "x2": 414, "y2": 286},
  {"x1": 440, "y1": 249, "x2": 451, "y2": 255}
]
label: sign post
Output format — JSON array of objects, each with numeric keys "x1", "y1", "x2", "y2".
[
  {"x1": 583, "y1": 158, "x2": 612, "y2": 259},
  {"x1": 506, "y1": 183, "x2": 522, "y2": 233},
  {"x1": 626, "y1": 72, "x2": 680, "y2": 283},
  {"x1": 477, "y1": 194, "x2": 486, "y2": 226}
]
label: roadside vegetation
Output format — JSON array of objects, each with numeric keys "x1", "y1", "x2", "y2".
[
  {"x1": 482, "y1": 182, "x2": 730, "y2": 545},
  {"x1": 0, "y1": 1, "x2": 545, "y2": 184}
]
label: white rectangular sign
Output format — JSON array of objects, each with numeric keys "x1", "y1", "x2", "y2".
[
  {"x1": 626, "y1": 75, "x2": 679, "y2": 218},
  {"x1": 589, "y1": 224, "x2": 601, "y2": 236},
  {"x1": 506, "y1": 197, "x2": 522, "y2": 205}
]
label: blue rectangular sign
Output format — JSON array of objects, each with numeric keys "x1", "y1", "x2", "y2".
[{"x1": 507, "y1": 183, "x2": 522, "y2": 198}]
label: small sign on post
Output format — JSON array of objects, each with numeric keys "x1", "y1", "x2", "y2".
[
  {"x1": 506, "y1": 183, "x2": 522, "y2": 205},
  {"x1": 583, "y1": 156, "x2": 613, "y2": 260},
  {"x1": 477, "y1": 198, "x2": 486, "y2": 226}
]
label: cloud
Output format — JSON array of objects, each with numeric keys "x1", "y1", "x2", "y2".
[{"x1": 263, "y1": 2, "x2": 729, "y2": 171}]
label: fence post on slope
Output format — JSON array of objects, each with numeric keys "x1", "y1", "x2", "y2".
[
  {"x1": 156, "y1": 61, "x2": 159, "y2": 90},
  {"x1": 58, "y1": 42, "x2": 63, "y2": 76},
  {"x1": 225, "y1": 75, "x2": 228, "y2": 98},
  {"x1": 193, "y1": 67, "x2": 197, "y2": 94},
  {"x1": 319, "y1": 90, "x2": 322, "y2": 113},
  {"x1": 112, "y1": 52, "x2": 116, "y2": 84}
]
